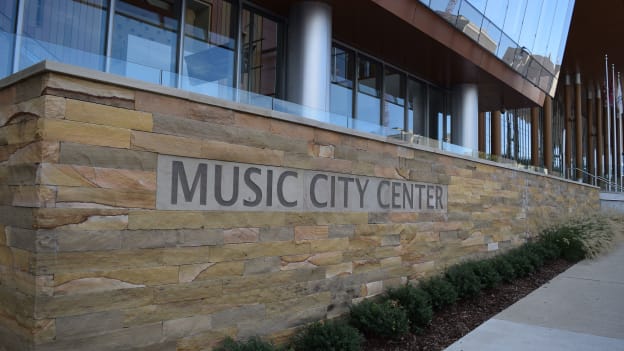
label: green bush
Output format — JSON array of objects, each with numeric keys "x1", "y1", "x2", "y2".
[
  {"x1": 471, "y1": 260, "x2": 502, "y2": 289},
  {"x1": 504, "y1": 249, "x2": 534, "y2": 277},
  {"x1": 349, "y1": 299, "x2": 409, "y2": 339},
  {"x1": 292, "y1": 321, "x2": 363, "y2": 351},
  {"x1": 491, "y1": 255, "x2": 516, "y2": 283},
  {"x1": 521, "y1": 243, "x2": 545, "y2": 269},
  {"x1": 419, "y1": 276, "x2": 458, "y2": 310},
  {"x1": 445, "y1": 262, "x2": 482, "y2": 298},
  {"x1": 385, "y1": 285, "x2": 433, "y2": 333},
  {"x1": 214, "y1": 337, "x2": 277, "y2": 351}
]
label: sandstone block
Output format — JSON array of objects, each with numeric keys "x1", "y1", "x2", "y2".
[
  {"x1": 307, "y1": 251, "x2": 343, "y2": 266},
  {"x1": 41, "y1": 119, "x2": 131, "y2": 149},
  {"x1": 325, "y1": 262, "x2": 353, "y2": 278},
  {"x1": 310, "y1": 238, "x2": 349, "y2": 253},
  {"x1": 328, "y1": 225, "x2": 355, "y2": 238},
  {"x1": 201, "y1": 139, "x2": 284, "y2": 166},
  {"x1": 59, "y1": 142, "x2": 157, "y2": 171},
  {"x1": 192, "y1": 261, "x2": 245, "y2": 281},
  {"x1": 34, "y1": 208, "x2": 128, "y2": 229},
  {"x1": 154, "y1": 280, "x2": 222, "y2": 304},
  {"x1": 259, "y1": 227, "x2": 293, "y2": 242},
  {"x1": 224, "y1": 227, "x2": 259, "y2": 244},
  {"x1": 8, "y1": 141, "x2": 60, "y2": 165},
  {"x1": 294, "y1": 225, "x2": 328, "y2": 241},
  {"x1": 163, "y1": 314, "x2": 212, "y2": 339},
  {"x1": 209, "y1": 241, "x2": 310, "y2": 262},
  {"x1": 121, "y1": 229, "x2": 178, "y2": 249},
  {"x1": 36, "y1": 322, "x2": 163, "y2": 351},
  {"x1": 56, "y1": 187, "x2": 155, "y2": 209},
  {"x1": 35, "y1": 287, "x2": 153, "y2": 318},
  {"x1": 55, "y1": 311, "x2": 123, "y2": 340},
  {"x1": 11, "y1": 185, "x2": 56, "y2": 208},
  {"x1": 131, "y1": 130, "x2": 203, "y2": 158},
  {"x1": 4, "y1": 119, "x2": 39, "y2": 145},
  {"x1": 244, "y1": 256, "x2": 281, "y2": 275},
  {"x1": 178, "y1": 228, "x2": 223, "y2": 246},
  {"x1": 38, "y1": 163, "x2": 156, "y2": 191},
  {"x1": 211, "y1": 304, "x2": 265, "y2": 329},
  {"x1": 55, "y1": 266, "x2": 179, "y2": 286},
  {"x1": 65, "y1": 99, "x2": 152, "y2": 131}
]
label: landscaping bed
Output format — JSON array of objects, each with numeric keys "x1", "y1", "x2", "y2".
[{"x1": 363, "y1": 258, "x2": 573, "y2": 351}]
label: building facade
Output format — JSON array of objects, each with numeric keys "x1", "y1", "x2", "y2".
[{"x1": 0, "y1": 0, "x2": 612, "y2": 350}]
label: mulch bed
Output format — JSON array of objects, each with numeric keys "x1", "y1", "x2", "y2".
[{"x1": 363, "y1": 259, "x2": 574, "y2": 351}]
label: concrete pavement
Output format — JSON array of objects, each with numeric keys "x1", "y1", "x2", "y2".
[{"x1": 445, "y1": 244, "x2": 624, "y2": 351}]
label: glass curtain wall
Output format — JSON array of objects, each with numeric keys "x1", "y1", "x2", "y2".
[
  {"x1": 330, "y1": 46, "x2": 355, "y2": 119},
  {"x1": 182, "y1": 0, "x2": 236, "y2": 89},
  {"x1": 420, "y1": 0, "x2": 575, "y2": 97},
  {"x1": 330, "y1": 44, "x2": 451, "y2": 141},
  {"x1": 2, "y1": 0, "x2": 284, "y2": 100},
  {"x1": 240, "y1": 7, "x2": 281, "y2": 97},
  {"x1": 356, "y1": 56, "x2": 382, "y2": 127},
  {"x1": 0, "y1": 0, "x2": 17, "y2": 78},
  {"x1": 20, "y1": 0, "x2": 108, "y2": 71},
  {"x1": 111, "y1": 0, "x2": 180, "y2": 86}
]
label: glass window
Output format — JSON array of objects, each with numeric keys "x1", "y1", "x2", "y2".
[
  {"x1": 456, "y1": 1, "x2": 484, "y2": 42},
  {"x1": 111, "y1": 0, "x2": 180, "y2": 86},
  {"x1": 240, "y1": 8, "x2": 281, "y2": 97},
  {"x1": 480, "y1": 18, "x2": 502, "y2": 54},
  {"x1": 502, "y1": 0, "x2": 527, "y2": 43},
  {"x1": 484, "y1": 0, "x2": 508, "y2": 29},
  {"x1": 548, "y1": 0, "x2": 574, "y2": 73},
  {"x1": 466, "y1": 0, "x2": 487, "y2": 13},
  {"x1": 330, "y1": 46, "x2": 354, "y2": 118},
  {"x1": 182, "y1": 0, "x2": 236, "y2": 87},
  {"x1": 20, "y1": 0, "x2": 107, "y2": 71},
  {"x1": 356, "y1": 56, "x2": 381, "y2": 127},
  {"x1": 429, "y1": 86, "x2": 444, "y2": 141},
  {"x1": 383, "y1": 67, "x2": 405, "y2": 130},
  {"x1": 429, "y1": 0, "x2": 460, "y2": 23},
  {"x1": 531, "y1": 0, "x2": 557, "y2": 61},
  {"x1": 0, "y1": 0, "x2": 17, "y2": 78},
  {"x1": 407, "y1": 78, "x2": 427, "y2": 135},
  {"x1": 517, "y1": 0, "x2": 543, "y2": 52}
]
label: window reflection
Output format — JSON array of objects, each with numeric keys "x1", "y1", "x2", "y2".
[
  {"x1": 0, "y1": 0, "x2": 17, "y2": 78},
  {"x1": 356, "y1": 56, "x2": 381, "y2": 126},
  {"x1": 407, "y1": 78, "x2": 427, "y2": 135},
  {"x1": 383, "y1": 67, "x2": 405, "y2": 130},
  {"x1": 240, "y1": 8, "x2": 281, "y2": 97},
  {"x1": 183, "y1": 0, "x2": 236, "y2": 88},
  {"x1": 111, "y1": 0, "x2": 180, "y2": 86},
  {"x1": 330, "y1": 46, "x2": 354, "y2": 118},
  {"x1": 20, "y1": 0, "x2": 107, "y2": 71}
]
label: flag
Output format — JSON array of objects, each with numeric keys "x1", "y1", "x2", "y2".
[{"x1": 618, "y1": 74, "x2": 623, "y2": 117}]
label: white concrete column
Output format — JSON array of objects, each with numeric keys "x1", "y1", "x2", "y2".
[
  {"x1": 451, "y1": 84, "x2": 479, "y2": 151},
  {"x1": 286, "y1": 1, "x2": 332, "y2": 111}
]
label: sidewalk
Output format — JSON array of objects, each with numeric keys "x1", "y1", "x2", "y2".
[{"x1": 445, "y1": 244, "x2": 624, "y2": 351}]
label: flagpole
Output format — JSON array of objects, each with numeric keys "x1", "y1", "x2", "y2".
[
  {"x1": 620, "y1": 72, "x2": 624, "y2": 190},
  {"x1": 605, "y1": 56, "x2": 612, "y2": 190},
  {"x1": 611, "y1": 63, "x2": 620, "y2": 191}
]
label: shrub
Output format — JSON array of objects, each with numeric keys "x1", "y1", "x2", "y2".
[
  {"x1": 349, "y1": 299, "x2": 409, "y2": 339},
  {"x1": 471, "y1": 260, "x2": 502, "y2": 289},
  {"x1": 491, "y1": 255, "x2": 516, "y2": 283},
  {"x1": 521, "y1": 243, "x2": 545, "y2": 270},
  {"x1": 419, "y1": 276, "x2": 458, "y2": 310},
  {"x1": 504, "y1": 249, "x2": 534, "y2": 277},
  {"x1": 444, "y1": 262, "x2": 481, "y2": 298},
  {"x1": 292, "y1": 321, "x2": 363, "y2": 351},
  {"x1": 214, "y1": 337, "x2": 276, "y2": 351},
  {"x1": 385, "y1": 285, "x2": 433, "y2": 333}
]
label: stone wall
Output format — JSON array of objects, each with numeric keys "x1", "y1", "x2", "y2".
[{"x1": 0, "y1": 67, "x2": 599, "y2": 351}]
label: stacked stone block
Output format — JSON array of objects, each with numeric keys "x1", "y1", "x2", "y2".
[{"x1": 0, "y1": 69, "x2": 599, "y2": 350}]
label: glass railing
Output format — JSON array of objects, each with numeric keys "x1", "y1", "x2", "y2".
[
  {"x1": 421, "y1": 0, "x2": 562, "y2": 97},
  {"x1": 0, "y1": 31, "x2": 547, "y2": 175}
]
